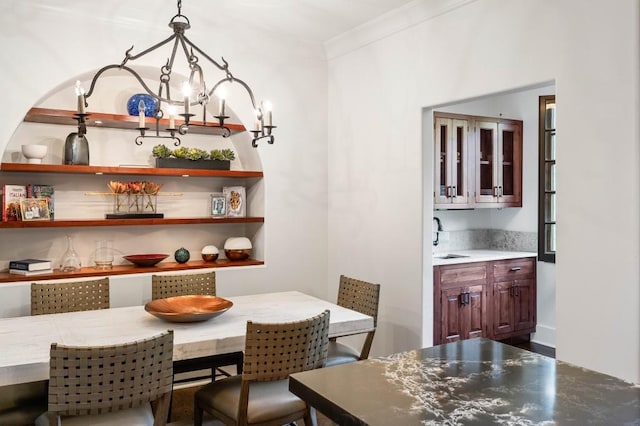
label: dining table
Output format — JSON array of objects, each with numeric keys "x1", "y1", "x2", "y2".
[
  {"x1": 0, "y1": 290, "x2": 374, "y2": 387},
  {"x1": 289, "y1": 337, "x2": 640, "y2": 425}
]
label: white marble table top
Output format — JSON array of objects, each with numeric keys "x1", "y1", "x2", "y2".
[{"x1": 0, "y1": 291, "x2": 374, "y2": 387}]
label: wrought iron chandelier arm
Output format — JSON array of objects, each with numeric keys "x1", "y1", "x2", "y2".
[
  {"x1": 85, "y1": 64, "x2": 176, "y2": 105},
  {"x1": 182, "y1": 35, "x2": 229, "y2": 74},
  {"x1": 122, "y1": 33, "x2": 177, "y2": 64},
  {"x1": 207, "y1": 77, "x2": 258, "y2": 110}
]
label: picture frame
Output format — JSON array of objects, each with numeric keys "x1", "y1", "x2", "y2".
[
  {"x1": 223, "y1": 186, "x2": 246, "y2": 217},
  {"x1": 210, "y1": 193, "x2": 227, "y2": 217},
  {"x1": 20, "y1": 198, "x2": 51, "y2": 221}
]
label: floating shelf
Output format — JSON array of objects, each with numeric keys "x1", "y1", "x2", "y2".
[
  {"x1": 0, "y1": 259, "x2": 264, "y2": 283},
  {"x1": 24, "y1": 107, "x2": 246, "y2": 136},
  {"x1": 0, "y1": 217, "x2": 264, "y2": 229},
  {"x1": 0, "y1": 163, "x2": 263, "y2": 178}
]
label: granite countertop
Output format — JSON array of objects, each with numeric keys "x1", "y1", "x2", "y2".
[
  {"x1": 290, "y1": 338, "x2": 640, "y2": 426},
  {"x1": 432, "y1": 249, "x2": 537, "y2": 266}
]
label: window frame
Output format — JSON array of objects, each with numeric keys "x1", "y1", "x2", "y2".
[{"x1": 538, "y1": 95, "x2": 556, "y2": 263}]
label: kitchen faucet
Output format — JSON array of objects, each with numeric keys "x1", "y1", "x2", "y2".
[{"x1": 433, "y1": 217, "x2": 442, "y2": 246}]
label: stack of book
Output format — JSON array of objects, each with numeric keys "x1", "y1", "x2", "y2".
[{"x1": 9, "y1": 258, "x2": 53, "y2": 275}]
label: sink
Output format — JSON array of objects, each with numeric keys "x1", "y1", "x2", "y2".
[{"x1": 434, "y1": 253, "x2": 470, "y2": 259}]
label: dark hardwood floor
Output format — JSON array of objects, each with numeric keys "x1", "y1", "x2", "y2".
[{"x1": 503, "y1": 337, "x2": 556, "y2": 358}]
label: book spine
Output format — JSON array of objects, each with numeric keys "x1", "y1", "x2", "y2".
[{"x1": 8, "y1": 262, "x2": 28, "y2": 270}]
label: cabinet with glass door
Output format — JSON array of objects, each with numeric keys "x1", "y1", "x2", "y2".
[
  {"x1": 434, "y1": 113, "x2": 471, "y2": 209},
  {"x1": 474, "y1": 118, "x2": 522, "y2": 207}
]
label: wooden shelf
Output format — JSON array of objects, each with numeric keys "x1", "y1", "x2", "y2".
[
  {"x1": 0, "y1": 217, "x2": 264, "y2": 229},
  {"x1": 0, "y1": 163, "x2": 263, "y2": 178},
  {"x1": 0, "y1": 259, "x2": 264, "y2": 283},
  {"x1": 24, "y1": 107, "x2": 246, "y2": 136}
]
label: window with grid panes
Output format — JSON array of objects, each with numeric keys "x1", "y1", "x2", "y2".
[{"x1": 538, "y1": 95, "x2": 556, "y2": 263}]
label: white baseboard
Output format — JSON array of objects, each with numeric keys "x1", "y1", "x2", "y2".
[{"x1": 531, "y1": 324, "x2": 556, "y2": 348}]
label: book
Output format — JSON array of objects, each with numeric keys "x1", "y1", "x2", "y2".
[
  {"x1": 27, "y1": 184, "x2": 54, "y2": 220},
  {"x1": 9, "y1": 258, "x2": 52, "y2": 271},
  {"x1": 9, "y1": 268, "x2": 53, "y2": 276},
  {"x1": 1, "y1": 184, "x2": 26, "y2": 222}
]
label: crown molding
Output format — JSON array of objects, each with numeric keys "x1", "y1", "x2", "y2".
[{"x1": 324, "y1": 0, "x2": 478, "y2": 60}]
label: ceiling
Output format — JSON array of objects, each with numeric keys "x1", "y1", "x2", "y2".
[{"x1": 209, "y1": 0, "x2": 418, "y2": 42}]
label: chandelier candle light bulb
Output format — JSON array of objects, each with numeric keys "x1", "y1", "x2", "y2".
[
  {"x1": 182, "y1": 82, "x2": 191, "y2": 116},
  {"x1": 75, "y1": 80, "x2": 85, "y2": 114},
  {"x1": 138, "y1": 99, "x2": 146, "y2": 128},
  {"x1": 168, "y1": 105, "x2": 176, "y2": 129},
  {"x1": 217, "y1": 86, "x2": 227, "y2": 116},
  {"x1": 263, "y1": 101, "x2": 273, "y2": 127}
]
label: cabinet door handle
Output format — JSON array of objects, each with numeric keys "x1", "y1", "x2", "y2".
[
  {"x1": 510, "y1": 267, "x2": 521, "y2": 272},
  {"x1": 452, "y1": 185, "x2": 457, "y2": 198},
  {"x1": 499, "y1": 186, "x2": 503, "y2": 197},
  {"x1": 459, "y1": 291, "x2": 470, "y2": 305},
  {"x1": 493, "y1": 186, "x2": 499, "y2": 197},
  {"x1": 511, "y1": 285, "x2": 520, "y2": 297}
]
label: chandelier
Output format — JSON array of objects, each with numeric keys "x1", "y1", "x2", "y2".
[{"x1": 77, "y1": 0, "x2": 275, "y2": 148}]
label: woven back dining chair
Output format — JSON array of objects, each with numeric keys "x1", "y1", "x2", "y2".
[
  {"x1": 35, "y1": 330, "x2": 174, "y2": 426},
  {"x1": 30, "y1": 278, "x2": 110, "y2": 315},
  {"x1": 151, "y1": 271, "x2": 216, "y2": 300},
  {"x1": 194, "y1": 309, "x2": 331, "y2": 426},
  {"x1": 325, "y1": 275, "x2": 380, "y2": 367}
]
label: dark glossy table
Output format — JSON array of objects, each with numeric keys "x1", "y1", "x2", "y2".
[{"x1": 290, "y1": 338, "x2": 640, "y2": 425}]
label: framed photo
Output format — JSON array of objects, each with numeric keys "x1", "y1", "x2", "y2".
[
  {"x1": 210, "y1": 193, "x2": 227, "y2": 217},
  {"x1": 223, "y1": 186, "x2": 246, "y2": 217},
  {"x1": 20, "y1": 198, "x2": 51, "y2": 221}
]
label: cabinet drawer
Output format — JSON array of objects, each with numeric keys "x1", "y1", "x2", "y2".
[
  {"x1": 493, "y1": 258, "x2": 535, "y2": 278},
  {"x1": 438, "y1": 264, "x2": 488, "y2": 286}
]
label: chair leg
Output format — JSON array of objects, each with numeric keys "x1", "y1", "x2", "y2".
[
  {"x1": 194, "y1": 399, "x2": 203, "y2": 426},
  {"x1": 303, "y1": 406, "x2": 316, "y2": 426}
]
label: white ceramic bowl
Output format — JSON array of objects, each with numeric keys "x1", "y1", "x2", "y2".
[{"x1": 21, "y1": 144, "x2": 47, "y2": 164}]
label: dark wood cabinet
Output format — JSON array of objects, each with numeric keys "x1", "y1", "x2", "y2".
[
  {"x1": 434, "y1": 263, "x2": 489, "y2": 344},
  {"x1": 434, "y1": 256, "x2": 536, "y2": 345},
  {"x1": 491, "y1": 258, "x2": 537, "y2": 339}
]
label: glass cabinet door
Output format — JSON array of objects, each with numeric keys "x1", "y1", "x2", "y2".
[
  {"x1": 498, "y1": 122, "x2": 522, "y2": 204},
  {"x1": 434, "y1": 117, "x2": 469, "y2": 207},
  {"x1": 475, "y1": 121, "x2": 498, "y2": 203}
]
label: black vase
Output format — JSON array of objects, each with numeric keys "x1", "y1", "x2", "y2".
[{"x1": 64, "y1": 132, "x2": 89, "y2": 165}]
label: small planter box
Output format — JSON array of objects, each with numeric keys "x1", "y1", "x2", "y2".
[{"x1": 155, "y1": 158, "x2": 231, "y2": 170}]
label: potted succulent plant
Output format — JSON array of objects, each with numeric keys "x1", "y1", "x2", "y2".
[{"x1": 152, "y1": 144, "x2": 235, "y2": 170}]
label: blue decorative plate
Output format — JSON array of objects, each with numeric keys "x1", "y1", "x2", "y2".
[{"x1": 127, "y1": 93, "x2": 158, "y2": 117}]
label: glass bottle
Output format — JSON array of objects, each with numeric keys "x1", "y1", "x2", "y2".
[{"x1": 60, "y1": 235, "x2": 81, "y2": 271}]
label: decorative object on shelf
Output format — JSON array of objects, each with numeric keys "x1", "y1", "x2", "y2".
[
  {"x1": 82, "y1": 0, "x2": 276, "y2": 147},
  {"x1": 174, "y1": 247, "x2": 190, "y2": 263},
  {"x1": 94, "y1": 240, "x2": 114, "y2": 270},
  {"x1": 19, "y1": 198, "x2": 50, "y2": 221},
  {"x1": 223, "y1": 186, "x2": 246, "y2": 217},
  {"x1": 210, "y1": 193, "x2": 226, "y2": 217},
  {"x1": 64, "y1": 82, "x2": 90, "y2": 165},
  {"x1": 21, "y1": 144, "x2": 48, "y2": 164},
  {"x1": 105, "y1": 180, "x2": 165, "y2": 218},
  {"x1": 123, "y1": 253, "x2": 169, "y2": 267},
  {"x1": 201, "y1": 245, "x2": 219, "y2": 262},
  {"x1": 60, "y1": 235, "x2": 81, "y2": 272},
  {"x1": 1, "y1": 184, "x2": 26, "y2": 221},
  {"x1": 27, "y1": 184, "x2": 54, "y2": 220},
  {"x1": 152, "y1": 144, "x2": 233, "y2": 170},
  {"x1": 127, "y1": 93, "x2": 158, "y2": 117},
  {"x1": 224, "y1": 237, "x2": 252, "y2": 261},
  {"x1": 144, "y1": 295, "x2": 233, "y2": 323}
]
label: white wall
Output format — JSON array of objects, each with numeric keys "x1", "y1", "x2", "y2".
[
  {"x1": 0, "y1": 2, "x2": 330, "y2": 303},
  {"x1": 327, "y1": 0, "x2": 639, "y2": 383}
]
